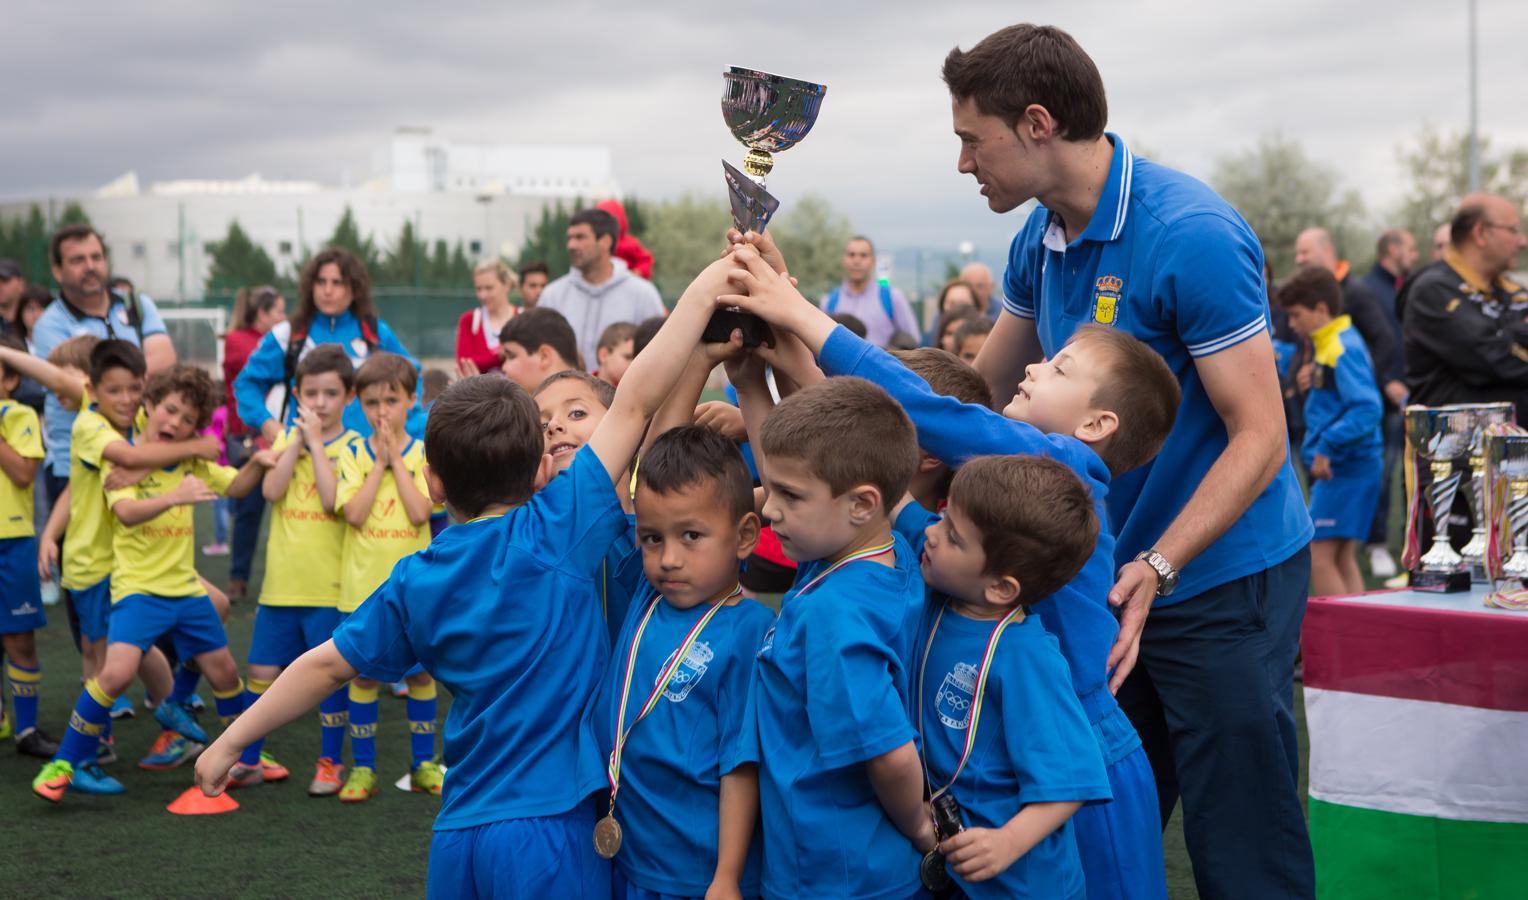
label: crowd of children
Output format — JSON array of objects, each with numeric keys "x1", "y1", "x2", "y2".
[{"x1": 0, "y1": 226, "x2": 1341, "y2": 899}]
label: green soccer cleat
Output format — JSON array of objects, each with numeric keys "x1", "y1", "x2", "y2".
[
  {"x1": 32, "y1": 759, "x2": 73, "y2": 803},
  {"x1": 410, "y1": 760, "x2": 444, "y2": 796},
  {"x1": 338, "y1": 766, "x2": 378, "y2": 803},
  {"x1": 0, "y1": 709, "x2": 11, "y2": 742}
]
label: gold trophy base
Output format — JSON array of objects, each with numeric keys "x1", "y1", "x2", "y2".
[{"x1": 743, "y1": 148, "x2": 774, "y2": 179}]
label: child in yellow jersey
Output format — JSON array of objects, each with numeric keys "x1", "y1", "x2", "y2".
[
  {"x1": 32, "y1": 362, "x2": 272, "y2": 801},
  {"x1": 334, "y1": 352, "x2": 439, "y2": 801},
  {"x1": 229, "y1": 345, "x2": 359, "y2": 796},
  {"x1": 0, "y1": 335, "x2": 55, "y2": 758}
]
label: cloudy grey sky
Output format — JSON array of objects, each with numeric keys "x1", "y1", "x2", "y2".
[{"x1": 5, "y1": 1, "x2": 1526, "y2": 264}]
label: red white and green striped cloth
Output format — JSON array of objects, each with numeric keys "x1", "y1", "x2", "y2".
[{"x1": 1303, "y1": 587, "x2": 1528, "y2": 900}]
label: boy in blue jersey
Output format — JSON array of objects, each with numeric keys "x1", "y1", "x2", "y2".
[
  {"x1": 721, "y1": 239, "x2": 1179, "y2": 899},
  {"x1": 1278, "y1": 268, "x2": 1383, "y2": 597},
  {"x1": 195, "y1": 255, "x2": 738, "y2": 897},
  {"x1": 728, "y1": 362, "x2": 934, "y2": 900},
  {"x1": 590, "y1": 424, "x2": 772, "y2": 900}
]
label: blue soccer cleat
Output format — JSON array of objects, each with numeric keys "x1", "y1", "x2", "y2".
[
  {"x1": 155, "y1": 700, "x2": 209, "y2": 745},
  {"x1": 109, "y1": 695, "x2": 135, "y2": 719},
  {"x1": 138, "y1": 731, "x2": 204, "y2": 771},
  {"x1": 69, "y1": 761, "x2": 126, "y2": 795}
]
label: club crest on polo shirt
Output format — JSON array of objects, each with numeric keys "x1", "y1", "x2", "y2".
[
  {"x1": 658, "y1": 640, "x2": 714, "y2": 702},
  {"x1": 757, "y1": 626, "x2": 775, "y2": 658},
  {"x1": 1091, "y1": 274, "x2": 1123, "y2": 326},
  {"x1": 935, "y1": 662, "x2": 977, "y2": 729}
]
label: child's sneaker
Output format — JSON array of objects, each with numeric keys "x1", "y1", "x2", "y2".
[
  {"x1": 201, "y1": 542, "x2": 230, "y2": 557},
  {"x1": 410, "y1": 760, "x2": 445, "y2": 796},
  {"x1": 308, "y1": 757, "x2": 344, "y2": 797},
  {"x1": 260, "y1": 752, "x2": 290, "y2": 782},
  {"x1": 138, "y1": 731, "x2": 203, "y2": 770},
  {"x1": 69, "y1": 761, "x2": 125, "y2": 795},
  {"x1": 226, "y1": 761, "x2": 265, "y2": 789},
  {"x1": 155, "y1": 699, "x2": 209, "y2": 744},
  {"x1": 32, "y1": 759, "x2": 73, "y2": 802},
  {"x1": 0, "y1": 710, "x2": 11, "y2": 741},
  {"x1": 96, "y1": 736, "x2": 117, "y2": 764},
  {"x1": 338, "y1": 766, "x2": 377, "y2": 803},
  {"x1": 390, "y1": 682, "x2": 408, "y2": 699},
  {"x1": 16, "y1": 728, "x2": 61, "y2": 759},
  {"x1": 109, "y1": 695, "x2": 135, "y2": 719}
]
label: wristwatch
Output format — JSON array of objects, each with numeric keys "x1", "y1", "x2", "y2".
[{"x1": 1134, "y1": 550, "x2": 1179, "y2": 597}]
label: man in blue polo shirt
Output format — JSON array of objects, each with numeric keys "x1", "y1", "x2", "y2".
[{"x1": 950, "y1": 25, "x2": 1314, "y2": 899}]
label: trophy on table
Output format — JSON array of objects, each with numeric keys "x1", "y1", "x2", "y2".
[
  {"x1": 1484, "y1": 432, "x2": 1528, "y2": 609},
  {"x1": 1456, "y1": 401, "x2": 1517, "y2": 580},
  {"x1": 708, "y1": 67, "x2": 827, "y2": 346},
  {"x1": 1402, "y1": 405, "x2": 1478, "y2": 592}
]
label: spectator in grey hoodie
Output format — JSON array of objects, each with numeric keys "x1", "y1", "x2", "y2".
[{"x1": 537, "y1": 208, "x2": 665, "y2": 371}]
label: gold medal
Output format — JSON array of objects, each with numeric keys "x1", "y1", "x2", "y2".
[
  {"x1": 920, "y1": 849, "x2": 951, "y2": 891},
  {"x1": 593, "y1": 814, "x2": 623, "y2": 859}
]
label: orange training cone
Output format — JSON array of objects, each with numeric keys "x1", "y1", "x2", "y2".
[{"x1": 166, "y1": 786, "x2": 240, "y2": 815}]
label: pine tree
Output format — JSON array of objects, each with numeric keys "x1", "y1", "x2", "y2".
[
  {"x1": 324, "y1": 207, "x2": 380, "y2": 271},
  {"x1": 205, "y1": 220, "x2": 280, "y2": 292},
  {"x1": 379, "y1": 219, "x2": 425, "y2": 288}
]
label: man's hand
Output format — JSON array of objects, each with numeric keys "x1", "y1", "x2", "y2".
[
  {"x1": 1310, "y1": 454, "x2": 1333, "y2": 481},
  {"x1": 104, "y1": 466, "x2": 149, "y2": 492},
  {"x1": 193, "y1": 738, "x2": 241, "y2": 797},
  {"x1": 1105, "y1": 560, "x2": 1159, "y2": 693},
  {"x1": 170, "y1": 474, "x2": 217, "y2": 505},
  {"x1": 38, "y1": 540, "x2": 59, "y2": 583},
  {"x1": 941, "y1": 826, "x2": 1022, "y2": 882},
  {"x1": 695, "y1": 401, "x2": 747, "y2": 441},
  {"x1": 1384, "y1": 380, "x2": 1409, "y2": 408}
]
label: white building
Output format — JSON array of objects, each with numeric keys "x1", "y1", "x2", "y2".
[{"x1": 0, "y1": 129, "x2": 620, "y2": 301}]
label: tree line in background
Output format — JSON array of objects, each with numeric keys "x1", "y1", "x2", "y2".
[{"x1": 2, "y1": 127, "x2": 1524, "y2": 301}]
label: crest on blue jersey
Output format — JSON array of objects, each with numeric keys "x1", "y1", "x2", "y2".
[
  {"x1": 1091, "y1": 274, "x2": 1123, "y2": 326},
  {"x1": 935, "y1": 662, "x2": 977, "y2": 729},
  {"x1": 659, "y1": 640, "x2": 714, "y2": 702},
  {"x1": 757, "y1": 626, "x2": 775, "y2": 658}
]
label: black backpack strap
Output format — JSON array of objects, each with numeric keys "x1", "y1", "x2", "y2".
[
  {"x1": 279, "y1": 326, "x2": 308, "y2": 424},
  {"x1": 122, "y1": 289, "x2": 145, "y2": 347}
]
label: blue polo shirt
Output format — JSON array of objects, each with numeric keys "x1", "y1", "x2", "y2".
[
  {"x1": 331, "y1": 444, "x2": 624, "y2": 831},
  {"x1": 1001, "y1": 134, "x2": 1311, "y2": 604},
  {"x1": 30, "y1": 292, "x2": 168, "y2": 477}
]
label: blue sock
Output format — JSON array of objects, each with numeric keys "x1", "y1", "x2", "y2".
[
  {"x1": 169, "y1": 665, "x2": 201, "y2": 705},
  {"x1": 57, "y1": 679, "x2": 114, "y2": 765},
  {"x1": 406, "y1": 681, "x2": 438, "y2": 767},
  {"x1": 237, "y1": 678, "x2": 271, "y2": 766},
  {"x1": 348, "y1": 683, "x2": 379, "y2": 770},
  {"x1": 319, "y1": 687, "x2": 348, "y2": 761},
  {"x1": 7, "y1": 661, "x2": 41, "y2": 734},
  {"x1": 213, "y1": 680, "x2": 246, "y2": 730}
]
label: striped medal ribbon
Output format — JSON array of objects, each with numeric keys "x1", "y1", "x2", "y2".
[{"x1": 794, "y1": 539, "x2": 896, "y2": 597}]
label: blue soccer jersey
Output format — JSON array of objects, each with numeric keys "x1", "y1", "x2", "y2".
[
  {"x1": 590, "y1": 582, "x2": 774, "y2": 896},
  {"x1": 1001, "y1": 134, "x2": 1312, "y2": 603},
  {"x1": 600, "y1": 512, "x2": 643, "y2": 648},
  {"x1": 332, "y1": 444, "x2": 625, "y2": 831},
  {"x1": 918, "y1": 609, "x2": 1113, "y2": 900},
  {"x1": 746, "y1": 534, "x2": 925, "y2": 900}
]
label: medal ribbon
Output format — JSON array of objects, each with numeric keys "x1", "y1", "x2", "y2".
[
  {"x1": 917, "y1": 602, "x2": 1025, "y2": 804},
  {"x1": 606, "y1": 585, "x2": 741, "y2": 803},
  {"x1": 794, "y1": 539, "x2": 896, "y2": 598}
]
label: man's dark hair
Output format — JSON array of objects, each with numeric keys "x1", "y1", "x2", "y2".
[
  {"x1": 518, "y1": 261, "x2": 550, "y2": 280},
  {"x1": 145, "y1": 364, "x2": 219, "y2": 431},
  {"x1": 295, "y1": 344, "x2": 356, "y2": 392},
  {"x1": 830, "y1": 313, "x2": 868, "y2": 339},
  {"x1": 631, "y1": 315, "x2": 666, "y2": 359},
  {"x1": 425, "y1": 375, "x2": 544, "y2": 519},
  {"x1": 1450, "y1": 200, "x2": 1491, "y2": 248},
  {"x1": 846, "y1": 235, "x2": 876, "y2": 257},
  {"x1": 1064, "y1": 325, "x2": 1181, "y2": 476},
  {"x1": 1375, "y1": 228, "x2": 1410, "y2": 260},
  {"x1": 949, "y1": 455, "x2": 1098, "y2": 602},
  {"x1": 295, "y1": 248, "x2": 375, "y2": 337},
  {"x1": 88, "y1": 339, "x2": 146, "y2": 385},
  {"x1": 502, "y1": 307, "x2": 579, "y2": 369},
  {"x1": 50, "y1": 224, "x2": 107, "y2": 267},
  {"x1": 1278, "y1": 267, "x2": 1343, "y2": 316},
  {"x1": 0, "y1": 333, "x2": 27, "y2": 381},
  {"x1": 353, "y1": 351, "x2": 417, "y2": 398},
  {"x1": 760, "y1": 376, "x2": 918, "y2": 508},
  {"x1": 942, "y1": 24, "x2": 1108, "y2": 141},
  {"x1": 533, "y1": 369, "x2": 615, "y2": 410},
  {"x1": 570, "y1": 209, "x2": 620, "y2": 255},
  {"x1": 638, "y1": 425, "x2": 755, "y2": 523}
]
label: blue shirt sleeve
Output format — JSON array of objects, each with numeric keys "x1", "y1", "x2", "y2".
[
  {"x1": 997, "y1": 633, "x2": 1112, "y2": 805},
  {"x1": 1314, "y1": 343, "x2": 1382, "y2": 458},
  {"x1": 234, "y1": 330, "x2": 286, "y2": 430},
  {"x1": 718, "y1": 604, "x2": 774, "y2": 775},
  {"x1": 332, "y1": 564, "x2": 419, "y2": 683},
  {"x1": 802, "y1": 594, "x2": 916, "y2": 768},
  {"x1": 1153, "y1": 213, "x2": 1271, "y2": 358},
  {"x1": 135, "y1": 294, "x2": 168, "y2": 337},
  {"x1": 508, "y1": 444, "x2": 628, "y2": 578},
  {"x1": 29, "y1": 304, "x2": 73, "y2": 362}
]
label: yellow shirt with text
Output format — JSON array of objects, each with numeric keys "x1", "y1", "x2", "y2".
[
  {"x1": 61, "y1": 395, "x2": 128, "y2": 590},
  {"x1": 336, "y1": 435, "x2": 430, "y2": 613},
  {"x1": 260, "y1": 428, "x2": 357, "y2": 607},
  {"x1": 0, "y1": 399, "x2": 44, "y2": 539},
  {"x1": 105, "y1": 457, "x2": 236, "y2": 602}
]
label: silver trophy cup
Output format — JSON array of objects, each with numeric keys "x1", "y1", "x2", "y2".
[
  {"x1": 1486, "y1": 433, "x2": 1528, "y2": 581},
  {"x1": 720, "y1": 67, "x2": 826, "y2": 233},
  {"x1": 1405, "y1": 405, "x2": 1478, "y2": 578},
  {"x1": 1454, "y1": 402, "x2": 1516, "y2": 578}
]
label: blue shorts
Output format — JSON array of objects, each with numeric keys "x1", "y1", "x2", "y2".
[
  {"x1": 427, "y1": 803, "x2": 610, "y2": 900},
  {"x1": 108, "y1": 593, "x2": 228, "y2": 660},
  {"x1": 71, "y1": 577, "x2": 112, "y2": 643},
  {"x1": 248, "y1": 605, "x2": 344, "y2": 668},
  {"x1": 1309, "y1": 457, "x2": 1382, "y2": 542},
  {"x1": 1073, "y1": 745, "x2": 1169, "y2": 900},
  {"x1": 0, "y1": 536, "x2": 45, "y2": 635}
]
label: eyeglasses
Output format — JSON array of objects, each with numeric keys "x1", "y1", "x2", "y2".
[{"x1": 1483, "y1": 222, "x2": 1524, "y2": 236}]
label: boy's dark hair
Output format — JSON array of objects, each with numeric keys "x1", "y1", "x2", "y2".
[
  {"x1": 631, "y1": 316, "x2": 666, "y2": 359},
  {"x1": 953, "y1": 316, "x2": 993, "y2": 346},
  {"x1": 422, "y1": 368, "x2": 450, "y2": 405},
  {"x1": 892, "y1": 348, "x2": 993, "y2": 408},
  {"x1": 1277, "y1": 267, "x2": 1343, "y2": 315},
  {"x1": 354, "y1": 352, "x2": 417, "y2": 397},
  {"x1": 942, "y1": 24, "x2": 1108, "y2": 142},
  {"x1": 518, "y1": 260, "x2": 550, "y2": 280},
  {"x1": 501, "y1": 307, "x2": 579, "y2": 369},
  {"x1": 638, "y1": 425, "x2": 755, "y2": 522},
  {"x1": 425, "y1": 375, "x2": 543, "y2": 519},
  {"x1": 830, "y1": 313, "x2": 868, "y2": 339},
  {"x1": 145, "y1": 365, "x2": 219, "y2": 431},
  {"x1": 949, "y1": 455, "x2": 1098, "y2": 602},
  {"x1": 88, "y1": 339, "x2": 146, "y2": 385},
  {"x1": 1064, "y1": 325, "x2": 1181, "y2": 476},
  {"x1": 597, "y1": 321, "x2": 637, "y2": 351},
  {"x1": 534, "y1": 369, "x2": 615, "y2": 410},
  {"x1": 760, "y1": 376, "x2": 918, "y2": 508},
  {"x1": 569, "y1": 208, "x2": 620, "y2": 255},
  {"x1": 48, "y1": 334, "x2": 99, "y2": 372},
  {"x1": 936, "y1": 306, "x2": 981, "y2": 345},
  {"x1": 0, "y1": 333, "x2": 26, "y2": 380},
  {"x1": 50, "y1": 224, "x2": 106, "y2": 266},
  {"x1": 295, "y1": 344, "x2": 356, "y2": 392}
]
